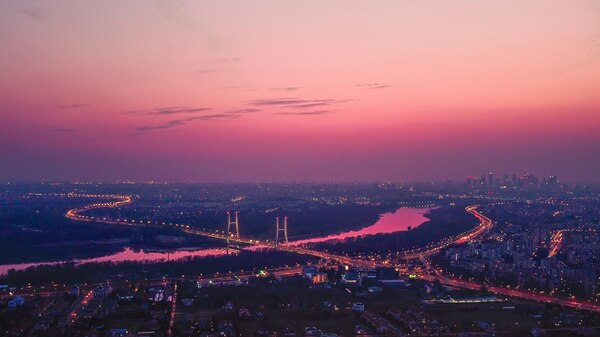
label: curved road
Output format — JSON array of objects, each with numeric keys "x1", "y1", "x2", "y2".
[{"x1": 64, "y1": 193, "x2": 600, "y2": 313}]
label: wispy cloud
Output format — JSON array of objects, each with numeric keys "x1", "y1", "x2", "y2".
[
  {"x1": 227, "y1": 108, "x2": 261, "y2": 114},
  {"x1": 357, "y1": 83, "x2": 391, "y2": 89},
  {"x1": 275, "y1": 110, "x2": 331, "y2": 116},
  {"x1": 248, "y1": 97, "x2": 349, "y2": 109},
  {"x1": 286, "y1": 102, "x2": 336, "y2": 109},
  {"x1": 136, "y1": 120, "x2": 188, "y2": 132},
  {"x1": 125, "y1": 106, "x2": 211, "y2": 116},
  {"x1": 134, "y1": 114, "x2": 237, "y2": 133},
  {"x1": 247, "y1": 97, "x2": 348, "y2": 117},
  {"x1": 248, "y1": 98, "x2": 323, "y2": 106},
  {"x1": 271, "y1": 87, "x2": 300, "y2": 92},
  {"x1": 20, "y1": 7, "x2": 47, "y2": 20},
  {"x1": 58, "y1": 103, "x2": 88, "y2": 109}
]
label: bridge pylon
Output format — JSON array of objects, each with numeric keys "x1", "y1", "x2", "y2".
[
  {"x1": 275, "y1": 216, "x2": 288, "y2": 249},
  {"x1": 226, "y1": 211, "x2": 239, "y2": 254}
]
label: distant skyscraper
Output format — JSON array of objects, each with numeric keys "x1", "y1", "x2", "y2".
[{"x1": 488, "y1": 172, "x2": 494, "y2": 186}]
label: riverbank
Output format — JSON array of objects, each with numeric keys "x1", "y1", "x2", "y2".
[
  {"x1": 0, "y1": 206, "x2": 429, "y2": 274},
  {"x1": 289, "y1": 207, "x2": 432, "y2": 245},
  {"x1": 309, "y1": 205, "x2": 479, "y2": 255},
  {"x1": 0, "y1": 250, "x2": 318, "y2": 287},
  {"x1": 0, "y1": 246, "x2": 234, "y2": 276}
]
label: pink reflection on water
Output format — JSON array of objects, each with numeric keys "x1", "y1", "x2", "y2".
[
  {"x1": 0, "y1": 208, "x2": 431, "y2": 275},
  {"x1": 86, "y1": 247, "x2": 228, "y2": 263},
  {"x1": 0, "y1": 247, "x2": 229, "y2": 275},
  {"x1": 289, "y1": 208, "x2": 431, "y2": 246}
]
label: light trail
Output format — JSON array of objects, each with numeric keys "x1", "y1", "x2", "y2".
[
  {"x1": 396, "y1": 205, "x2": 493, "y2": 259},
  {"x1": 547, "y1": 228, "x2": 597, "y2": 258},
  {"x1": 167, "y1": 282, "x2": 177, "y2": 337},
  {"x1": 548, "y1": 230, "x2": 564, "y2": 258}
]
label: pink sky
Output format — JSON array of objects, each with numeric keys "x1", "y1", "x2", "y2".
[{"x1": 1, "y1": 1, "x2": 600, "y2": 182}]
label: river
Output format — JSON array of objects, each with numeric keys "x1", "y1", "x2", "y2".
[
  {"x1": 288, "y1": 207, "x2": 431, "y2": 245},
  {"x1": 0, "y1": 207, "x2": 430, "y2": 275},
  {"x1": 0, "y1": 247, "x2": 230, "y2": 275}
]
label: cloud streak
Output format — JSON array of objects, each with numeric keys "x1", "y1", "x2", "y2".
[
  {"x1": 248, "y1": 97, "x2": 350, "y2": 109},
  {"x1": 126, "y1": 106, "x2": 211, "y2": 116},
  {"x1": 357, "y1": 83, "x2": 391, "y2": 89},
  {"x1": 227, "y1": 108, "x2": 261, "y2": 114},
  {"x1": 19, "y1": 7, "x2": 47, "y2": 20},
  {"x1": 271, "y1": 87, "x2": 300, "y2": 92},
  {"x1": 247, "y1": 97, "x2": 349, "y2": 117},
  {"x1": 275, "y1": 110, "x2": 331, "y2": 116},
  {"x1": 134, "y1": 114, "x2": 238, "y2": 133},
  {"x1": 58, "y1": 103, "x2": 88, "y2": 109}
]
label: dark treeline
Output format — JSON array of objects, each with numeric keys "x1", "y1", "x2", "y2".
[
  {"x1": 0, "y1": 224, "x2": 224, "y2": 264},
  {"x1": 310, "y1": 206, "x2": 478, "y2": 255},
  {"x1": 108, "y1": 203, "x2": 403, "y2": 241},
  {"x1": 0, "y1": 185, "x2": 439, "y2": 275},
  {"x1": 0, "y1": 250, "x2": 317, "y2": 287},
  {"x1": 227, "y1": 204, "x2": 401, "y2": 240},
  {"x1": 0, "y1": 196, "x2": 224, "y2": 263}
]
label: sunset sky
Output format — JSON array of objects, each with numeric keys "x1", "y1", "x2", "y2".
[{"x1": 1, "y1": 1, "x2": 600, "y2": 182}]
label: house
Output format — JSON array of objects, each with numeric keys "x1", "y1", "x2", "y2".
[{"x1": 352, "y1": 302, "x2": 365, "y2": 312}]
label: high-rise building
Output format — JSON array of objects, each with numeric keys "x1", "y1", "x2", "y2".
[{"x1": 488, "y1": 172, "x2": 494, "y2": 186}]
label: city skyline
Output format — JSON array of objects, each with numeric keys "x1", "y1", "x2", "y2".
[
  {"x1": 2, "y1": 1, "x2": 600, "y2": 183},
  {"x1": 0, "y1": 171, "x2": 566, "y2": 186}
]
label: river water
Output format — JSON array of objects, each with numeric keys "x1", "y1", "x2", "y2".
[
  {"x1": 0, "y1": 207, "x2": 430, "y2": 275},
  {"x1": 288, "y1": 207, "x2": 430, "y2": 246},
  {"x1": 0, "y1": 247, "x2": 230, "y2": 275}
]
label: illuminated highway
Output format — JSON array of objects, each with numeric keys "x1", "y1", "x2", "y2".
[
  {"x1": 419, "y1": 274, "x2": 600, "y2": 313},
  {"x1": 396, "y1": 205, "x2": 493, "y2": 260},
  {"x1": 548, "y1": 230, "x2": 564, "y2": 258},
  {"x1": 63, "y1": 194, "x2": 600, "y2": 313},
  {"x1": 64, "y1": 193, "x2": 377, "y2": 268},
  {"x1": 547, "y1": 228, "x2": 597, "y2": 259},
  {"x1": 167, "y1": 282, "x2": 177, "y2": 337}
]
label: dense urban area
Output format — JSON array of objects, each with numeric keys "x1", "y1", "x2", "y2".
[{"x1": 2, "y1": 173, "x2": 600, "y2": 337}]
